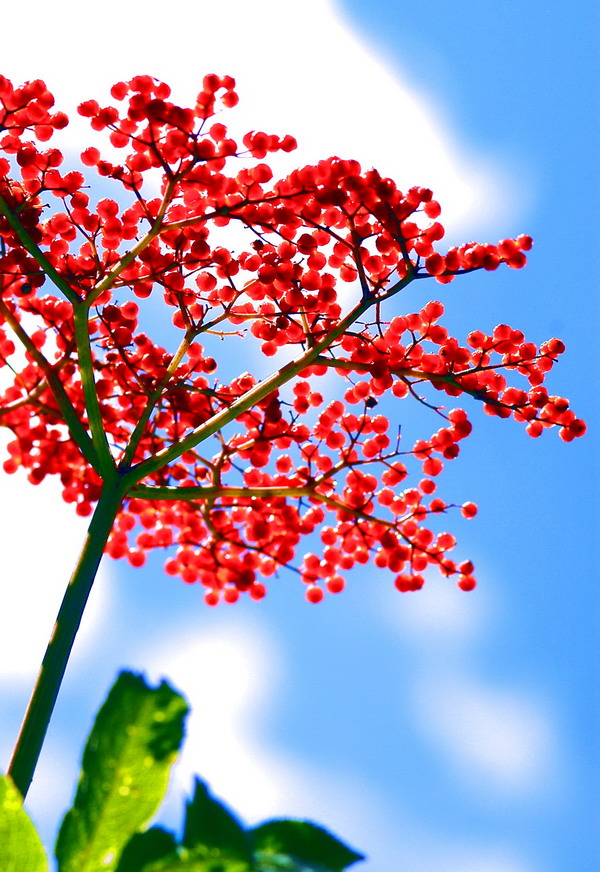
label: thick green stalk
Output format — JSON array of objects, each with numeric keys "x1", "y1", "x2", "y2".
[{"x1": 8, "y1": 481, "x2": 126, "y2": 798}]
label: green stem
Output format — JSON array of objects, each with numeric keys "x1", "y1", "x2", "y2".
[
  {"x1": 73, "y1": 305, "x2": 116, "y2": 475},
  {"x1": 131, "y1": 483, "x2": 315, "y2": 500},
  {"x1": 0, "y1": 191, "x2": 80, "y2": 305},
  {"x1": 120, "y1": 329, "x2": 195, "y2": 470},
  {"x1": 0, "y1": 299, "x2": 99, "y2": 470},
  {"x1": 87, "y1": 177, "x2": 177, "y2": 307},
  {"x1": 7, "y1": 481, "x2": 125, "y2": 798}
]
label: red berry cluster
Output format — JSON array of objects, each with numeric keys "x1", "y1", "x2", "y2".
[
  {"x1": 0, "y1": 76, "x2": 68, "y2": 143},
  {"x1": 0, "y1": 74, "x2": 585, "y2": 604}
]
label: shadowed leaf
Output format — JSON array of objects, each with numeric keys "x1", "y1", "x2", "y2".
[
  {"x1": 115, "y1": 826, "x2": 177, "y2": 871},
  {"x1": 251, "y1": 819, "x2": 364, "y2": 871},
  {"x1": 183, "y1": 778, "x2": 252, "y2": 865}
]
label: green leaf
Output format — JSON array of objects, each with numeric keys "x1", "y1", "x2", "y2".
[
  {"x1": 55, "y1": 671, "x2": 189, "y2": 872},
  {"x1": 142, "y1": 848, "x2": 250, "y2": 872},
  {"x1": 183, "y1": 778, "x2": 252, "y2": 865},
  {"x1": 0, "y1": 774, "x2": 48, "y2": 872},
  {"x1": 250, "y1": 820, "x2": 364, "y2": 872},
  {"x1": 115, "y1": 826, "x2": 177, "y2": 872}
]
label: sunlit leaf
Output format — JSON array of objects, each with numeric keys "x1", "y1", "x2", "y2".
[
  {"x1": 0, "y1": 774, "x2": 48, "y2": 872},
  {"x1": 55, "y1": 671, "x2": 188, "y2": 872}
]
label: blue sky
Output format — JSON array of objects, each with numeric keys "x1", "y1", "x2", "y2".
[{"x1": 0, "y1": 2, "x2": 597, "y2": 870}]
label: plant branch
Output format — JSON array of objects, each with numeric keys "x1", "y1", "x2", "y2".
[
  {"x1": 130, "y1": 483, "x2": 316, "y2": 501},
  {"x1": 123, "y1": 279, "x2": 413, "y2": 484},
  {"x1": 7, "y1": 481, "x2": 126, "y2": 798},
  {"x1": 73, "y1": 305, "x2": 116, "y2": 475},
  {"x1": 120, "y1": 329, "x2": 196, "y2": 469},
  {"x1": 0, "y1": 190, "x2": 81, "y2": 305},
  {"x1": 86, "y1": 178, "x2": 177, "y2": 306},
  {"x1": 0, "y1": 299, "x2": 99, "y2": 469}
]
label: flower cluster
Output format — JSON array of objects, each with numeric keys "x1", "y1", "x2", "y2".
[{"x1": 0, "y1": 74, "x2": 585, "y2": 604}]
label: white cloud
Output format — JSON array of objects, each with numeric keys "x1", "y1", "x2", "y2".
[
  {"x1": 415, "y1": 673, "x2": 557, "y2": 796},
  {"x1": 144, "y1": 620, "x2": 289, "y2": 819},
  {"x1": 374, "y1": 571, "x2": 559, "y2": 799},
  {"x1": 142, "y1": 619, "x2": 387, "y2": 841},
  {"x1": 141, "y1": 620, "x2": 481, "y2": 872},
  {"x1": 380, "y1": 578, "x2": 490, "y2": 649},
  {"x1": 0, "y1": 0, "x2": 517, "y2": 237}
]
